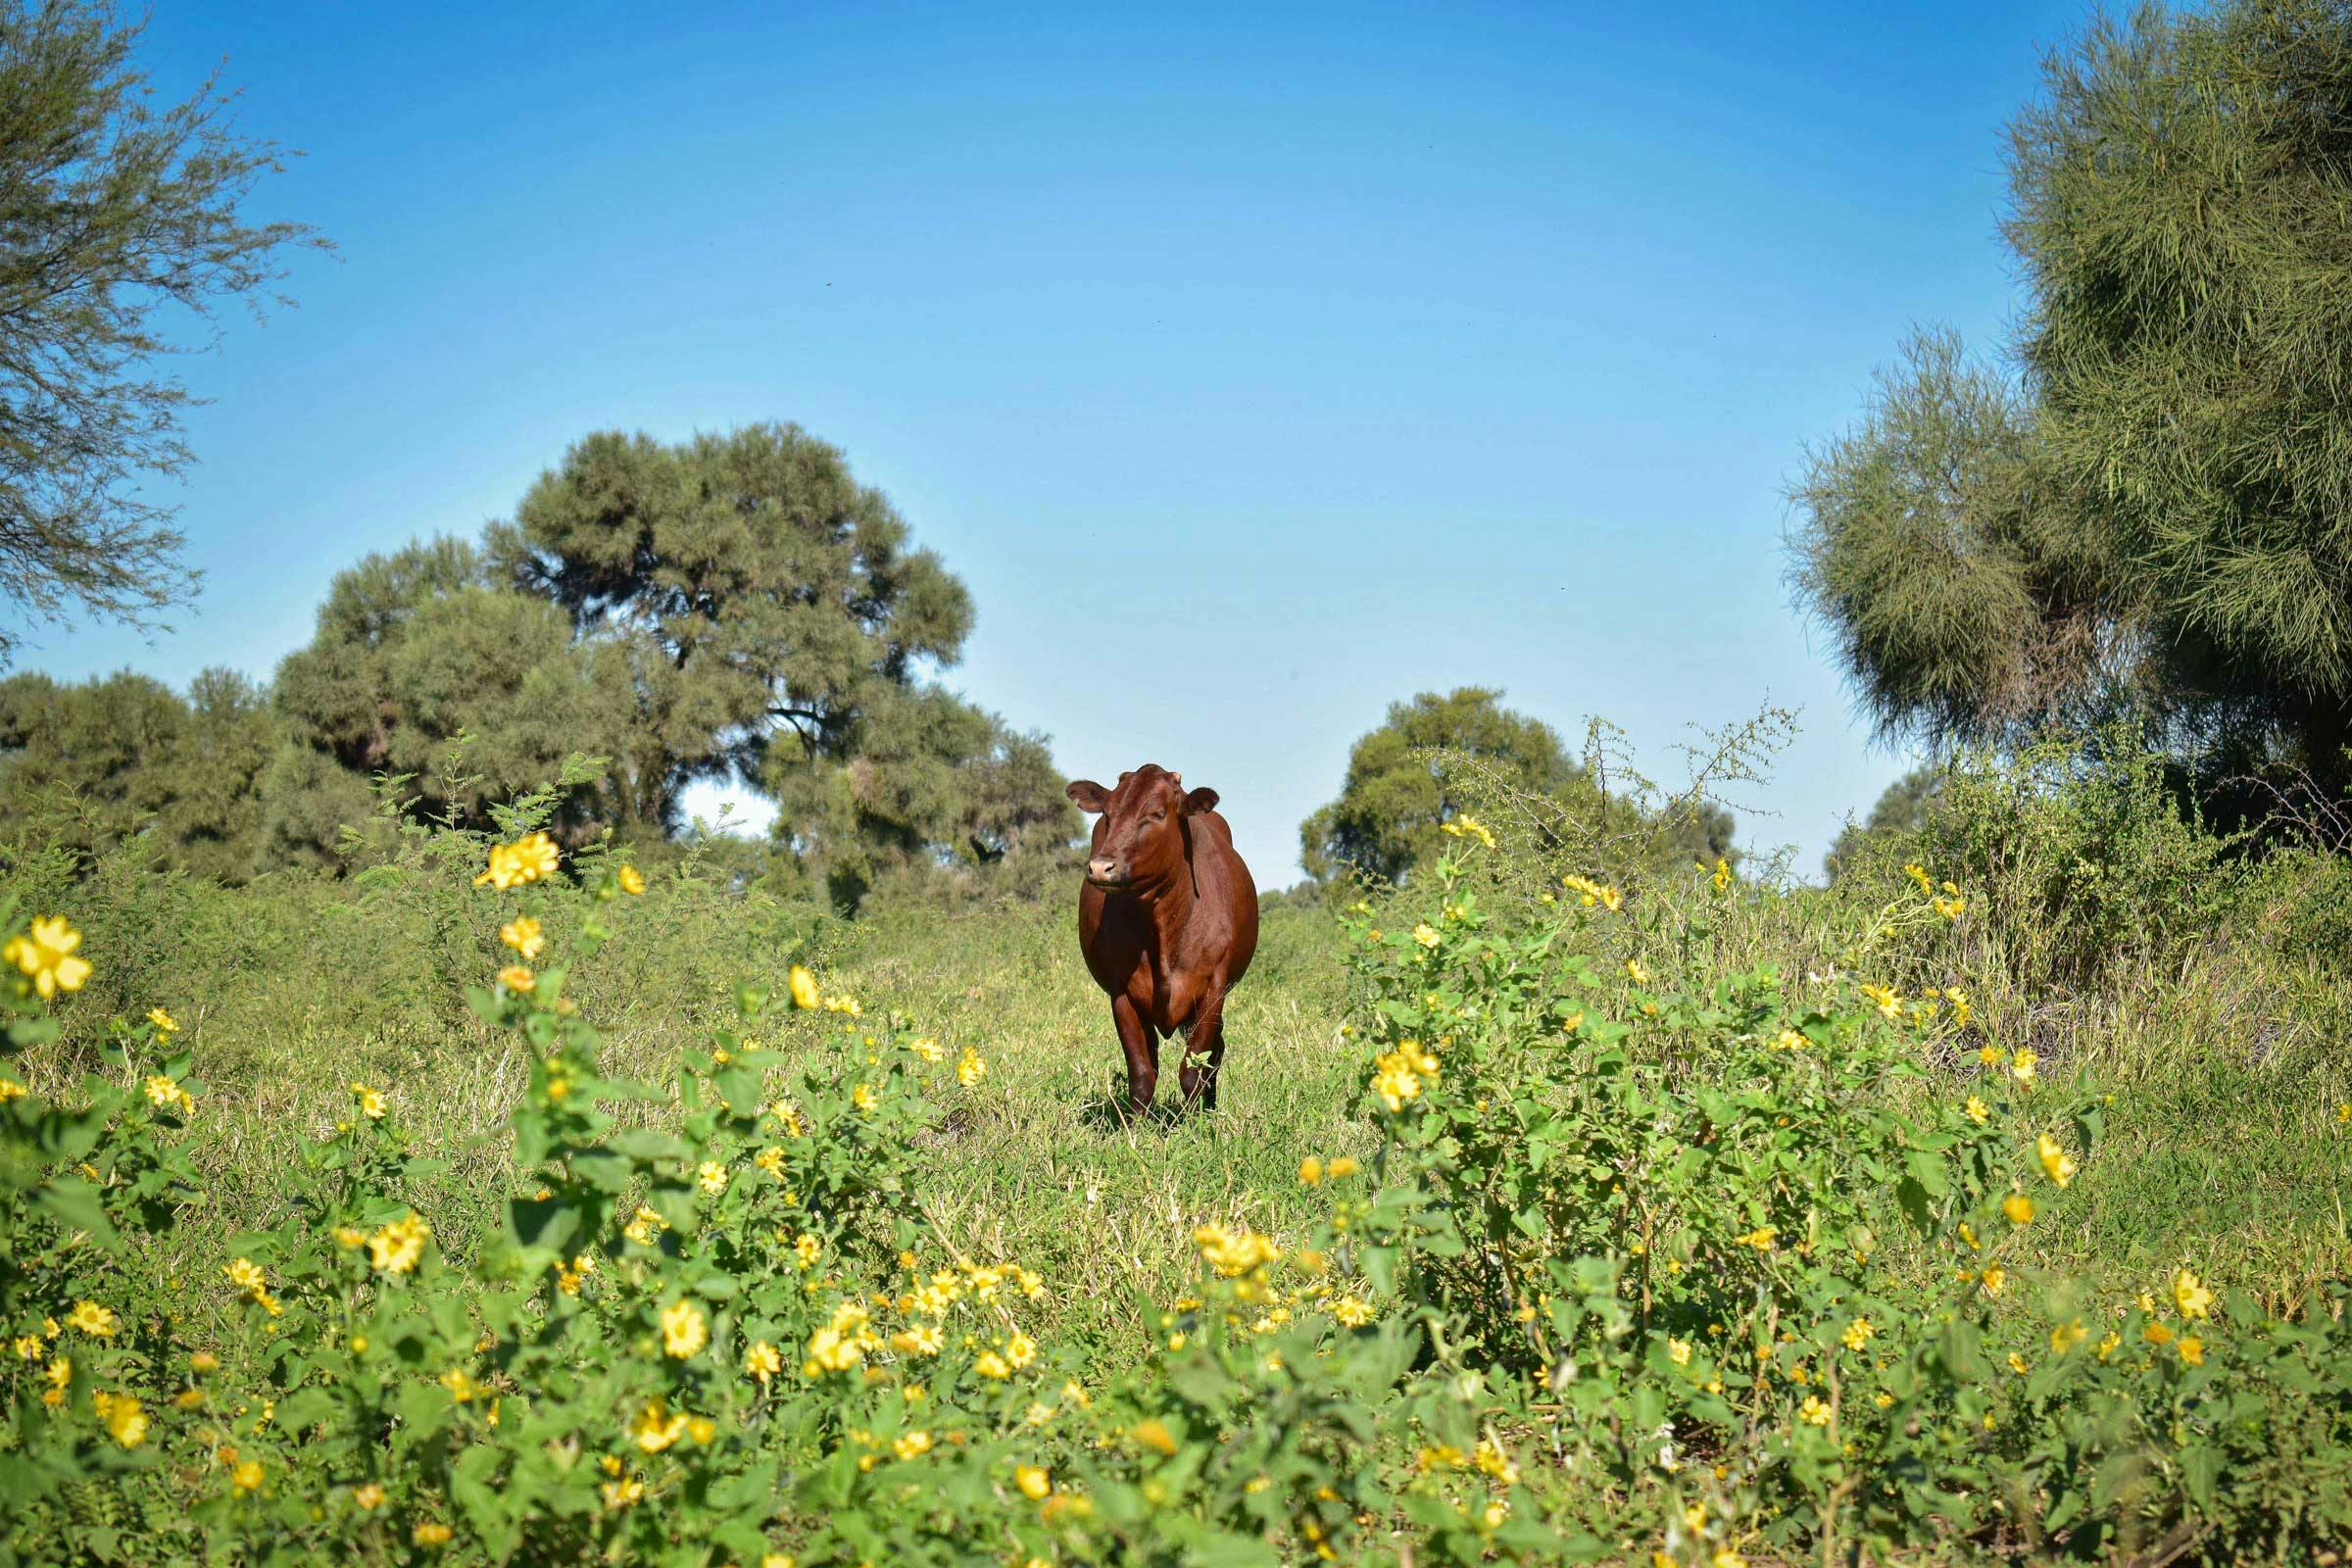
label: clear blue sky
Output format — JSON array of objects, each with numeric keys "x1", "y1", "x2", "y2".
[{"x1": 29, "y1": 0, "x2": 2090, "y2": 886}]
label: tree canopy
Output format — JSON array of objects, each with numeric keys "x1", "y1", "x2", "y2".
[
  {"x1": 0, "y1": 664, "x2": 272, "y2": 879},
  {"x1": 1789, "y1": 0, "x2": 2352, "y2": 789},
  {"x1": 1300, "y1": 688, "x2": 1736, "y2": 889},
  {"x1": 1824, "y1": 765, "x2": 1944, "y2": 882},
  {"x1": 0, "y1": 0, "x2": 323, "y2": 662}
]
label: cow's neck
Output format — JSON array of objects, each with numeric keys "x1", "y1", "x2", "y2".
[{"x1": 1128, "y1": 858, "x2": 1198, "y2": 952}]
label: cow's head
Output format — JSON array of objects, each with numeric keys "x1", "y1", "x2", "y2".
[{"x1": 1066, "y1": 764, "x2": 1220, "y2": 890}]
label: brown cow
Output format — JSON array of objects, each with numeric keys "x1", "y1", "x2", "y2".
[{"x1": 1067, "y1": 764, "x2": 1259, "y2": 1116}]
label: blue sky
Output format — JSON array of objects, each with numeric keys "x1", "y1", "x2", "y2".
[{"x1": 30, "y1": 0, "x2": 2090, "y2": 885}]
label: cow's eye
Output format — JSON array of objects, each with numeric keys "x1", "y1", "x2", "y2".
[{"x1": 1150, "y1": 809, "x2": 1167, "y2": 822}]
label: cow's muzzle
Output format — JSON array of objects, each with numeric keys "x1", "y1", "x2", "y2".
[{"x1": 1086, "y1": 857, "x2": 1128, "y2": 889}]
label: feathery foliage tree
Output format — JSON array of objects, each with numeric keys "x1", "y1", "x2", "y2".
[
  {"x1": 0, "y1": 0, "x2": 324, "y2": 662},
  {"x1": 1790, "y1": 0, "x2": 2352, "y2": 788},
  {"x1": 0, "y1": 664, "x2": 272, "y2": 878},
  {"x1": 268, "y1": 538, "x2": 640, "y2": 864},
  {"x1": 1299, "y1": 688, "x2": 1736, "y2": 889}
]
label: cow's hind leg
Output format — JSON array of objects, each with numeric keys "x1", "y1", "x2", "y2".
[
  {"x1": 1178, "y1": 988, "x2": 1229, "y2": 1111},
  {"x1": 1112, "y1": 994, "x2": 1157, "y2": 1116}
]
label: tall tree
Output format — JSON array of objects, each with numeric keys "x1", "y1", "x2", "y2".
[
  {"x1": 1824, "y1": 765, "x2": 1944, "y2": 882},
  {"x1": 269, "y1": 538, "x2": 641, "y2": 860},
  {"x1": 0, "y1": 664, "x2": 273, "y2": 878},
  {"x1": 487, "y1": 423, "x2": 977, "y2": 830},
  {"x1": 1790, "y1": 0, "x2": 2352, "y2": 787},
  {"x1": 1300, "y1": 688, "x2": 1736, "y2": 888},
  {"x1": 0, "y1": 1, "x2": 324, "y2": 661}
]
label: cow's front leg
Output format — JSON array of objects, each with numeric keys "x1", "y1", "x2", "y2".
[
  {"x1": 1112, "y1": 994, "x2": 1157, "y2": 1116},
  {"x1": 1178, "y1": 988, "x2": 1229, "y2": 1111}
]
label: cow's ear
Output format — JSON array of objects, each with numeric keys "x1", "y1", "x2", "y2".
[
  {"x1": 1066, "y1": 780, "x2": 1110, "y2": 812},
  {"x1": 1183, "y1": 786, "x2": 1220, "y2": 814}
]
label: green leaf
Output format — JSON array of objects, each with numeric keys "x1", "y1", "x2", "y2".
[{"x1": 31, "y1": 1176, "x2": 115, "y2": 1245}]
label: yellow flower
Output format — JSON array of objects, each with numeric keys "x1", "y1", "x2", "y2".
[
  {"x1": 44, "y1": 1355, "x2": 70, "y2": 1387},
  {"x1": 144, "y1": 1074, "x2": 193, "y2": 1113},
  {"x1": 1979, "y1": 1263, "x2": 2007, "y2": 1298},
  {"x1": 2143, "y1": 1321, "x2": 2175, "y2": 1347},
  {"x1": 67, "y1": 1300, "x2": 116, "y2": 1338},
  {"x1": 499, "y1": 917, "x2": 546, "y2": 959},
  {"x1": 1005, "y1": 1330, "x2": 1038, "y2": 1369},
  {"x1": 1798, "y1": 1395, "x2": 1832, "y2": 1426},
  {"x1": 92, "y1": 1390, "x2": 146, "y2": 1447},
  {"x1": 739, "y1": 1339, "x2": 783, "y2": 1385},
  {"x1": 1298, "y1": 1156, "x2": 1323, "y2": 1185},
  {"x1": 2009, "y1": 1049, "x2": 2037, "y2": 1086},
  {"x1": 1668, "y1": 1338, "x2": 1692, "y2": 1365},
  {"x1": 599, "y1": 1476, "x2": 643, "y2": 1511},
  {"x1": 368, "y1": 1212, "x2": 431, "y2": 1274},
  {"x1": 1624, "y1": 957, "x2": 1650, "y2": 986},
  {"x1": 661, "y1": 1298, "x2": 709, "y2": 1359},
  {"x1": 892, "y1": 1429, "x2": 933, "y2": 1461},
  {"x1": 411, "y1": 1521, "x2": 454, "y2": 1546},
  {"x1": 616, "y1": 863, "x2": 646, "y2": 896},
  {"x1": 891, "y1": 1324, "x2": 945, "y2": 1357},
  {"x1": 474, "y1": 831, "x2": 560, "y2": 890},
  {"x1": 231, "y1": 1458, "x2": 266, "y2": 1494},
  {"x1": 1712, "y1": 858, "x2": 1732, "y2": 893},
  {"x1": 1016, "y1": 1463, "x2": 1051, "y2": 1499},
  {"x1": 789, "y1": 965, "x2": 821, "y2": 1009},
  {"x1": 5, "y1": 916, "x2": 91, "y2": 1001},
  {"x1": 497, "y1": 964, "x2": 536, "y2": 994},
  {"x1": 1772, "y1": 1028, "x2": 1807, "y2": 1052},
  {"x1": 630, "y1": 1396, "x2": 690, "y2": 1452},
  {"x1": 2002, "y1": 1194, "x2": 2034, "y2": 1227},
  {"x1": 2178, "y1": 1335, "x2": 2206, "y2": 1366},
  {"x1": 351, "y1": 1083, "x2": 387, "y2": 1120},
  {"x1": 1196, "y1": 1224, "x2": 1281, "y2": 1277},
  {"x1": 956, "y1": 1048, "x2": 987, "y2": 1088},
  {"x1": 1131, "y1": 1418, "x2": 1178, "y2": 1456},
  {"x1": 1412, "y1": 923, "x2": 1441, "y2": 950},
  {"x1": 2007, "y1": 1351, "x2": 2029, "y2": 1375},
  {"x1": 1327, "y1": 1155, "x2": 1357, "y2": 1179},
  {"x1": 148, "y1": 1007, "x2": 179, "y2": 1033},
  {"x1": 1963, "y1": 1096, "x2": 1990, "y2": 1124},
  {"x1": 2036, "y1": 1133, "x2": 2078, "y2": 1189},
  {"x1": 2173, "y1": 1269, "x2": 2213, "y2": 1320},
  {"x1": 975, "y1": 1350, "x2": 1012, "y2": 1380},
  {"x1": 0, "y1": 1076, "x2": 24, "y2": 1102},
  {"x1": 2050, "y1": 1319, "x2": 2089, "y2": 1353},
  {"x1": 697, "y1": 1160, "x2": 728, "y2": 1196},
  {"x1": 355, "y1": 1483, "x2": 386, "y2": 1510},
  {"x1": 1735, "y1": 1225, "x2": 1777, "y2": 1251},
  {"x1": 1840, "y1": 1318, "x2": 1874, "y2": 1352}
]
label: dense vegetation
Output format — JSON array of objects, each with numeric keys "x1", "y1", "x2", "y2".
[{"x1": 2, "y1": 732, "x2": 2349, "y2": 1565}]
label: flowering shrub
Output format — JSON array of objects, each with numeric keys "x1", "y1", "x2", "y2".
[{"x1": 1341, "y1": 837, "x2": 2352, "y2": 1563}]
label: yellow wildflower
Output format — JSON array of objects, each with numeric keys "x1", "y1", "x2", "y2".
[
  {"x1": 67, "y1": 1300, "x2": 116, "y2": 1338},
  {"x1": 788, "y1": 966, "x2": 820, "y2": 1009},
  {"x1": 956, "y1": 1048, "x2": 987, "y2": 1088},
  {"x1": 5, "y1": 916, "x2": 91, "y2": 1000},
  {"x1": 368, "y1": 1212, "x2": 431, "y2": 1274},
  {"x1": 1963, "y1": 1096, "x2": 1990, "y2": 1124},
  {"x1": 148, "y1": 1007, "x2": 178, "y2": 1033},
  {"x1": 2036, "y1": 1133, "x2": 2078, "y2": 1189},
  {"x1": 661, "y1": 1298, "x2": 708, "y2": 1359},
  {"x1": 499, "y1": 917, "x2": 546, "y2": 959},
  {"x1": 744, "y1": 1340, "x2": 782, "y2": 1385},
  {"x1": 616, "y1": 863, "x2": 646, "y2": 896},
  {"x1": 2002, "y1": 1194, "x2": 2034, "y2": 1227},
  {"x1": 351, "y1": 1083, "x2": 387, "y2": 1120},
  {"x1": 2174, "y1": 1269, "x2": 2213, "y2": 1320}
]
